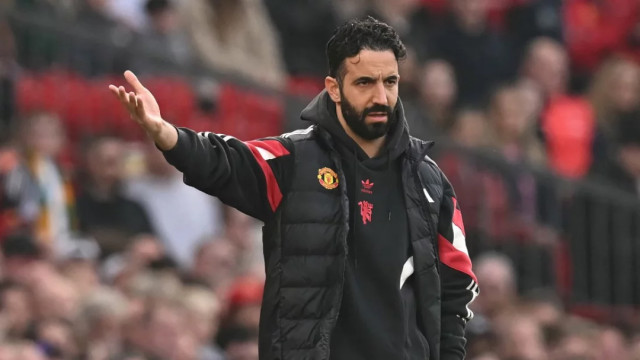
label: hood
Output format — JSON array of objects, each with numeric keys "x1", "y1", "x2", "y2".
[{"x1": 300, "y1": 90, "x2": 411, "y2": 161}]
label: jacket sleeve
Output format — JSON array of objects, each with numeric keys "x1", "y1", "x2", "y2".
[
  {"x1": 161, "y1": 127, "x2": 294, "y2": 222},
  {"x1": 437, "y1": 171, "x2": 479, "y2": 360}
]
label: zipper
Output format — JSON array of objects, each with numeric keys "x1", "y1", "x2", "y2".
[{"x1": 324, "y1": 150, "x2": 349, "y2": 359}]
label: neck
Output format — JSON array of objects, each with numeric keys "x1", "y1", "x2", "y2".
[{"x1": 336, "y1": 105, "x2": 386, "y2": 158}]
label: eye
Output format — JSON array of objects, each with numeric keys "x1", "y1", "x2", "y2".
[
  {"x1": 356, "y1": 79, "x2": 370, "y2": 86},
  {"x1": 385, "y1": 78, "x2": 398, "y2": 85}
]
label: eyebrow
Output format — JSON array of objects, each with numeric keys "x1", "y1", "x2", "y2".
[
  {"x1": 385, "y1": 75, "x2": 399, "y2": 81},
  {"x1": 353, "y1": 76, "x2": 376, "y2": 84},
  {"x1": 352, "y1": 74, "x2": 399, "y2": 83}
]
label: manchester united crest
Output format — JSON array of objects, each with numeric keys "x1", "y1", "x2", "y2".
[{"x1": 317, "y1": 167, "x2": 339, "y2": 190}]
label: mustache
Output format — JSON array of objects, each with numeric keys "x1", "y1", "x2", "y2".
[{"x1": 363, "y1": 104, "x2": 393, "y2": 117}]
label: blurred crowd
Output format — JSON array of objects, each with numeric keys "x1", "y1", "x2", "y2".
[
  {"x1": 467, "y1": 251, "x2": 640, "y2": 360},
  {"x1": 2, "y1": 0, "x2": 640, "y2": 359}
]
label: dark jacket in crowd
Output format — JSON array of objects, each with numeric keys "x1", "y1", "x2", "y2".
[{"x1": 162, "y1": 91, "x2": 478, "y2": 360}]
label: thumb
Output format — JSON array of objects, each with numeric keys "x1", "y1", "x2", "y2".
[{"x1": 124, "y1": 70, "x2": 146, "y2": 93}]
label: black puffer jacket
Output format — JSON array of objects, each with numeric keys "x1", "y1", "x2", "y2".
[{"x1": 162, "y1": 91, "x2": 478, "y2": 360}]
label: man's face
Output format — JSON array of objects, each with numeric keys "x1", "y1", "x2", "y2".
[
  {"x1": 335, "y1": 49, "x2": 400, "y2": 140},
  {"x1": 526, "y1": 41, "x2": 568, "y2": 97},
  {"x1": 86, "y1": 139, "x2": 124, "y2": 188}
]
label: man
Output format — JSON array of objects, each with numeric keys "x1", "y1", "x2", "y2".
[{"x1": 109, "y1": 17, "x2": 478, "y2": 360}]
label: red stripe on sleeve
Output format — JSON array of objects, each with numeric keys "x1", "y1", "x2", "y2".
[
  {"x1": 245, "y1": 140, "x2": 290, "y2": 157},
  {"x1": 438, "y1": 234, "x2": 477, "y2": 282},
  {"x1": 452, "y1": 197, "x2": 465, "y2": 236},
  {"x1": 244, "y1": 140, "x2": 289, "y2": 211}
]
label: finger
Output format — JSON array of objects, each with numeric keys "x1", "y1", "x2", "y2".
[
  {"x1": 116, "y1": 87, "x2": 136, "y2": 114},
  {"x1": 124, "y1": 70, "x2": 146, "y2": 94},
  {"x1": 118, "y1": 86, "x2": 129, "y2": 102},
  {"x1": 135, "y1": 95, "x2": 146, "y2": 119},
  {"x1": 128, "y1": 92, "x2": 137, "y2": 108},
  {"x1": 115, "y1": 87, "x2": 130, "y2": 108},
  {"x1": 108, "y1": 85, "x2": 119, "y2": 96}
]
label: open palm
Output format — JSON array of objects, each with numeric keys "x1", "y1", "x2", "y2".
[{"x1": 108, "y1": 70, "x2": 164, "y2": 135}]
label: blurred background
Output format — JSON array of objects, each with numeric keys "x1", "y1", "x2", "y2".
[{"x1": 1, "y1": 0, "x2": 640, "y2": 359}]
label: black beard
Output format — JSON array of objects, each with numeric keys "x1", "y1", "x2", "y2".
[{"x1": 340, "y1": 94, "x2": 397, "y2": 140}]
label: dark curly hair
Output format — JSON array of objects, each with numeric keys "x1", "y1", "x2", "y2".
[{"x1": 326, "y1": 16, "x2": 407, "y2": 81}]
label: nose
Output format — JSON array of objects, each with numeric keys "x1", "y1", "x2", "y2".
[{"x1": 372, "y1": 82, "x2": 388, "y2": 106}]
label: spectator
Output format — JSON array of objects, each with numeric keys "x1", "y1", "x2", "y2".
[
  {"x1": 57, "y1": 237, "x2": 101, "y2": 298},
  {"x1": 495, "y1": 315, "x2": 548, "y2": 360},
  {"x1": 76, "y1": 135, "x2": 154, "y2": 256},
  {"x1": 8, "y1": 0, "x2": 63, "y2": 70},
  {"x1": 598, "y1": 326, "x2": 631, "y2": 360},
  {"x1": 76, "y1": 287, "x2": 130, "y2": 359},
  {"x1": 142, "y1": 301, "x2": 200, "y2": 360},
  {"x1": 105, "y1": 0, "x2": 149, "y2": 31},
  {"x1": 488, "y1": 85, "x2": 562, "y2": 265},
  {"x1": 265, "y1": 0, "x2": 339, "y2": 78},
  {"x1": 588, "y1": 56, "x2": 640, "y2": 167},
  {"x1": 0, "y1": 281, "x2": 34, "y2": 339},
  {"x1": 217, "y1": 277, "x2": 263, "y2": 360},
  {"x1": 125, "y1": 141, "x2": 222, "y2": 268},
  {"x1": 222, "y1": 207, "x2": 262, "y2": 278},
  {"x1": 330, "y1": 0, "x2": 368, "y2": 22},
  {"x1": 471, "y1": 252, "x2": 517, "y2": 321},
  {"x1": 6, "y1": 112, "x2": 73, "y2": 253},
  {"x1": 189, "y1": 238, "x2": 239, "y2": 295},
  {"x1": 564, "y1": 0, "x2": 639, "y2": 80},
  {"x1": 30, "y1": 271, "x2": 80, "y2": 322},
  {"x1": 405, "y1": 59, "x2": 458, "y2": 140},
  {"x1": 430, "y1": 0, "x2": 514, "y2": 105},
  {"x1": 505, "y1": 0, "x2": 564, "y2": 62},
  {"x1": 519, "y1": 37, "x2": 569, "y2": 102},
  {"x1": 487, "y1": 84, "x2": 546, "y2": 167},
  {"x1": 437, "y1": 108, "x2": 513, "y2": 255},
  {"x1": 101, "y1": 234, "x2": 166, "y2": 289},
  {"x1": 33, "y1": 318, "x2": 78, "y2": 359},
  {"x1": 180, "y1": 285, "x2": 225, "y2": 360},
  {"x1": 0, "y1": 145, "x2": 23, "y2": 239},
  {"x1": 132, "y1": 0, "x2": 194, "y2": 74},
  {"x1": 541, "y1": 96, "x2": 596, "y2": 178},
  {"x1": 69, "y1": 0, "x2": 133, "y2": 76},
  {"x1": 221, "y1": 277, "x2": 263, "y2": 331},
  {"x1": 368, "y1": 0, "x2": 433, "y2": 64},
  {"x1": 518, "y1": 289, "x2": 564, "y2": 331},
  {"x1": 1, "y1": 232, "x2": 50, "y2": 285},
  {"x1": 590, "y1": 114, "x2": 640, "y2": 197},
  {"x1": 368, "y1": 0, "x2": 421, "y2": 37},
  {"x1": 548, "y1": 316, "x2": 600, "y2": 360},
  {"x1": 179, "y1": 0, "x2": 286, "y2": 89}
]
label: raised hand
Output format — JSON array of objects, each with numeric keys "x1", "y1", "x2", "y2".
[{"x1": 108, "y1": 70, "x2": 177, "y2": 150}]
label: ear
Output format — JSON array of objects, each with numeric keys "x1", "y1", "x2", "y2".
[{"x1": 325, "y1": 76, "x2": 341, "y2": 103}]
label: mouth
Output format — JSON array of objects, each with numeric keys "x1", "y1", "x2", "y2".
[{"x1": 366, "y1": 112, "x2": 388, "y2": 122}]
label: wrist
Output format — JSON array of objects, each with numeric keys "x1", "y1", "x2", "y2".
[{"x1": 152, "y1": 121, "x2": 178, "y2": 151}]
